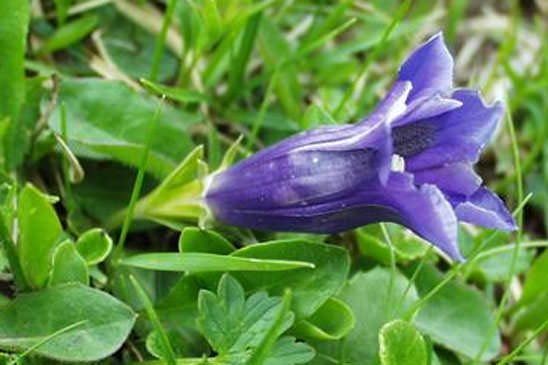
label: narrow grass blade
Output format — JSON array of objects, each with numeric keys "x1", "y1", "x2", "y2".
[
  {"x1": 120, "y1": 252, "x2": 315, "y2": 272},
  {"x1": 129, "y1": 275, "x2": 177, "y2": 365}
]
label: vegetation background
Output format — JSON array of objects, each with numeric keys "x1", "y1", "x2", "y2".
[{"x1": 1, "y1": 0, "x2": 548, "y2": 364}]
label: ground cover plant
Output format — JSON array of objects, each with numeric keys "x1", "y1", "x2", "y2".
[{"x1": 1, "y1": 0, "x2": 548, "y2": 364}]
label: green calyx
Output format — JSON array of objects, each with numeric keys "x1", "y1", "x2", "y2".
[{"x1": 107, "y1": 137, "x2": 243, "y2": 231}]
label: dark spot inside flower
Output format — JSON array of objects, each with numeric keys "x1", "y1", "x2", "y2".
[{"x1": 393, "y1": 123, "x2": 436, "y2": 157}]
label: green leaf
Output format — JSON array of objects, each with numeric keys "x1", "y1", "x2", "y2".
[
  {"x1": 300, "y1": 104, "x2": 336, "y2": 130},
  {"x1": 17, "y1": 184, "x2": 63, "y2": 289},
  {"x1": 48, "y1": 240, "x2": 89, "y2": 286},
  {"x1": 130, "y1": 275, "x2": 177, "y2": 365},
  {"x1": 120, "y1": 252, "x2": 314, "y2": 272},
  {"x1": 412, "y1": 264, "x2": 501, "y2": 361},
  {"x1": 146, "y1": 329, "x2": 190, "y2": 359},
  {"x1": 4, "y1": 77, "x2": 46, "y2": 169},
  {"x1": 102, "y1": 10, "x2": 178, "y2": 83},
  {"x1": 0, "y1": 283, "x2": 136, "y2": 362},
  {"x1": 178, "y1": 227, "x2": 235, "y2": 254},
  {"x1": 511, "y1": 247, "x2": 548, "y2": 332},
  {"x1": 293, "y1": 297, "x2": 355, "y2": 341},
  {"x1": 311, "y1": 267, "x2": 419, "y2": 365},
  {"x1": 258, "y1": 18, "x2": 302, "y2": 121},
  {"x1": 53, "y1": 0, "x2": 72, "y2": 25},
  {"x1": 0, "y1": 0, "x2": 29, "y2": 126},
  {"x1": 520, "y1": 248, "x2": 548, "y2": 306},
  {"x1": 141, "y1": 79, "x2": 211, "y2": 104},
  {"x1": 232, "y1": 240, "x2": 350, "y2": 318},
  {"x1": 379, "y1": 320, "x2": 428, "y2": 365},
  {"x1": 513, "y1": 290, "x2": 548, "y2": 332},
  {"x1": 0, "y1": 0, "x2": 30, "y2": 170},
  {"x1": 197, "y1": 274, "x2": 314, "y2": 364},
  {"x1": 40, "y1": 15, "x2": 98, "y2": 53},
  {"x1": 264, "y1": 336, "x2": 316, "y2": 365},
  {"x1": 48, "y1": 79, "x2": 199, "y2": 178},
  {"x1": 76, "y1": 228, "x2": 113, "y2": 265}
]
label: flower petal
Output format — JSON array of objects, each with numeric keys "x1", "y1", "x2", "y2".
[
  {"x1": 453, "y1": 187, "x2": 517, "y2": 231},
  {"x1": 398, "y1": 33, "x2": 454, "y2": 102},
  {"x1": 208, "y1": 172, "x2": 463, "y2": 261},
  {"x1": 412, "y1": 163, "x2": 482, "y2": 196},
  {"x1": 206, "y1": 116, "x2": 393, "y2": 211},
  {"x1": 392, "y1": 92, "x2": 462, "y2": 127},
  {"x1": 394, "y1": 89, "x2": 504, "y2": 170},
  {"x1": 364, "y1": 80, "x2": 412, "y2": 125}
]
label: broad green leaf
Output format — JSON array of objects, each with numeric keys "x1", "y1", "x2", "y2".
[
  {"x1": 49, "y1": 79, "x2": 199, "y2": 178},
  {"x1": 232, "y1": 240, "x2": 350, "y2": 318},
  {"x1": 76, "y1": 228, "x2": 113, "y2": 265},
  {"x1": 0, "y1": 0, "x2": 29, "y2": 125},
  {"x1": 293, "y1": 297, "x2": 355, "y2": 341},
  {"x1": 146, "y1": 329, "x2": 189, "y2": 359},
  {"x1": 48, "y1": 240, "x2": 89, "y2": 286},
  {"x1": 73, "y1": 162, "x2": 157, "y2": 224},
  {"x1": 357, "y1": 224, "x2": 429, "y2": 264},
  {"x1": 520, "y1": 247, "x2": 548, "y2": 306},
  {"x1": 120, "y1": 252, "x2": 314, "y2": 272},
  {"x1": 197, "y1": 274, "x2": 314, "y2": 364},
  {"x1": 311, "y1": 267, "x2": 419, "y2": 365},
  {"x1": 178, "y1": 227, "x2": 235, "y2": 254},
  {"x1": 379, "y1": 320, "x2": 427, "y2": 365},
  {"x1": 412, "y1": 264, "x2": 500, "y2": 361},
  {"x1": 512, "y1": 247, "x2": 548, "y2": 332},
  {"x1": 18, "y1": 184, "x2": 63, "y2": 289},
  {"x1": 513, "y1": 290, "x2": 548, "y2": 332},
  {"x1": 40, "y1": 15, "x2": 98, "y2": 53},
  {"x1": 472, "y1": 245, "x2": 533, "y2": 283},
  {"x1": 0, "y1": 284, "x2": 136, "y2": 362},
  {"x1": 102, "y1": 10, "x2": 178, "y2": 83}
]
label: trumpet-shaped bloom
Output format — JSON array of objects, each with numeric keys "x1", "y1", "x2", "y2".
[{"x1": 205, "y1": 33, "x2": 516, "y2": 261}]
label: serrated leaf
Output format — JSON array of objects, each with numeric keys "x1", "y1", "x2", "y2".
[
  {"x1": 264, "y1": 336, "x2": 315, "y2": 365},
  {"x1": 197, "y1": 274, "x2": 312, "y2": 365}
]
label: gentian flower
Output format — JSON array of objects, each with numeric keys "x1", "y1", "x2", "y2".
[{"x1": 204, "y1": 33, "x2": 516, "y2": 261}]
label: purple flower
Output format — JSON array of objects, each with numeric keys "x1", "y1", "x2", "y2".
[{"x1": 205, "y1": 33, "x2": 516, "y2": 261}]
